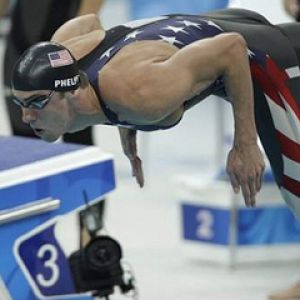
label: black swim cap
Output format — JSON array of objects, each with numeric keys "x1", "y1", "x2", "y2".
[{"x1": 12, "y1": 41, "x2": 80, "y2": 92}]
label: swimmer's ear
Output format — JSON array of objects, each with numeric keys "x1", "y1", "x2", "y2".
[
  {"x1": 71, "y1": 87, "x2": 83, "y2": 99},
  {"x1": 71, "y1": 89, "x2": 81, "y2": 96}
]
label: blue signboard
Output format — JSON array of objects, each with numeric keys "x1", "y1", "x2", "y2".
[
  {"x1": 16, "y1": 221, "x2": 77, "y2": 298},
  {"x1": 181, "y1": 203, "x2": 300, "y2": 245},
  {"x1": 181, "y1": 204, "x2": 230, "y2": 245}
]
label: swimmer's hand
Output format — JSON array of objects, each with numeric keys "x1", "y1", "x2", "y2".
[
  {"x1": 226, "y1": 143, "x2": 265, "y2": 208},
  {"x1": 118, "y1": 127, "x2": 144, "y2": 187},
  {"x1": 129, "y1": 155, "x2": 144, "y2": 188}
]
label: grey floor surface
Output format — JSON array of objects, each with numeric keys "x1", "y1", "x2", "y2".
[{"x1": 106, "y1": 172, "x2": 300, "y2": 300}]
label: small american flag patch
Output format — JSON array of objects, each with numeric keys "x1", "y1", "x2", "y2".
[{"x1": 48, "y1": 50, "x2": 74, "y2": 68}]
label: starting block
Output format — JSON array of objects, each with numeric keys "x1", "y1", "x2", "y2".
[
  {"x1": 178, "y1": 170, "x2": 300, "y2": 267},
  {"x1": 0, "y1": 136, "x2": 115, "y2": 300}
]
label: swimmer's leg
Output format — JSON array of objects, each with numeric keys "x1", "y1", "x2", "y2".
[{"x1": 251, "y1": 57, "x2": 300, "y2": 218}]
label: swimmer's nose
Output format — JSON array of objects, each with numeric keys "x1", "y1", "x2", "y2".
[{"x1": 22, "y1": 108, "x2": 38, "y2": 124}]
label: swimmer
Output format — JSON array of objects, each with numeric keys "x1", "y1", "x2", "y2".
[{"x1": 10, "y1": 9, "x2": 300, "y2": 216}]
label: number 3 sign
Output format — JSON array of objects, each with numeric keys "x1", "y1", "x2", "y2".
[{"x1": 14, "y1": 218, "x2": 78, "y2": 299}]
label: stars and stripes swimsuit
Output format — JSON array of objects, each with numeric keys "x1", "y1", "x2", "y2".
[{"x1": 78, "y1": 8, "x2": 300, "y2": 216}]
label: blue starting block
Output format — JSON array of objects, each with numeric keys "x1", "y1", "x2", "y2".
[{"x1": 0, "y1": 136, "x2": 115, "y2": 300}]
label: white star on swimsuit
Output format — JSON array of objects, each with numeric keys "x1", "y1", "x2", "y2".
[
  {"x1": 202, "y1": 20, "x2": 223, "y2": 31},
  {"x1": 178, "y1": 20, "x2": 202, "y2": 29},
  {"x1": 124, "y1": 30, "x2": 143, "y2": 41},
  {"x1": 100, "y1": 47, "x2": 114, "y2": 60},
  {"x1": 247, "y1": 49, "x2": 256, "y2": 57},
  {"x1": 162, "y1": 25, "x2": 188, "y2": 34},
  {"x1": 159, "y1": 35, "x2": 184, "y2": 45}
]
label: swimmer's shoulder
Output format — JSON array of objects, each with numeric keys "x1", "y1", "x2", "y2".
[{"x1": 51, "y1": 14, "x2": 106, "y2": 60}]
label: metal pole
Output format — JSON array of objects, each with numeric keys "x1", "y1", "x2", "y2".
[
  {"x1": 0, "y1": 197, "x2": 60, "y2": 225},
  {"x1": 228, "y1": 192, "x2": 239, "y2": 270},
  {"x1": 215, "y1": 97, "x2": 226, "y2": 169}
]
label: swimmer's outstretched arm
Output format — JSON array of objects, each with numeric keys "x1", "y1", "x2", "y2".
[
  {"x1": 170, "y1": 33, "x2": 265, "y2": 207},
  {"x1": 102, "y1": 32, "x2": 265, "y2": 206},
  {"x1": 118, "y1": 127, "x2": 144, "y2": 187},
  {"x1": 51, "y1": 14, "x2": 105, "y2": 58},
  {"x1": 77, "y1": 0, "x2": 105, "y2": 16},
  {"x1": 51, "y1": 13, "x2": 103, "y2": 42},
  {"x1": 282, "y1": 0, "x2": 300, "y2": 18}
]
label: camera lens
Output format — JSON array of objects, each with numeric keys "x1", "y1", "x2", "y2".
[{"x1": 85, "y1": 236, "x2": 122, "y2": 270}]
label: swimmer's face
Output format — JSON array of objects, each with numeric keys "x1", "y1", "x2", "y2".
[{"x1": 12, "y1": 89, "x2": 75, "y2": 142}]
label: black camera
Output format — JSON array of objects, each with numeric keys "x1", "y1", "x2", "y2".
[{"x1": 69, "y1": 235, "x2": 136, "y2": 299}]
